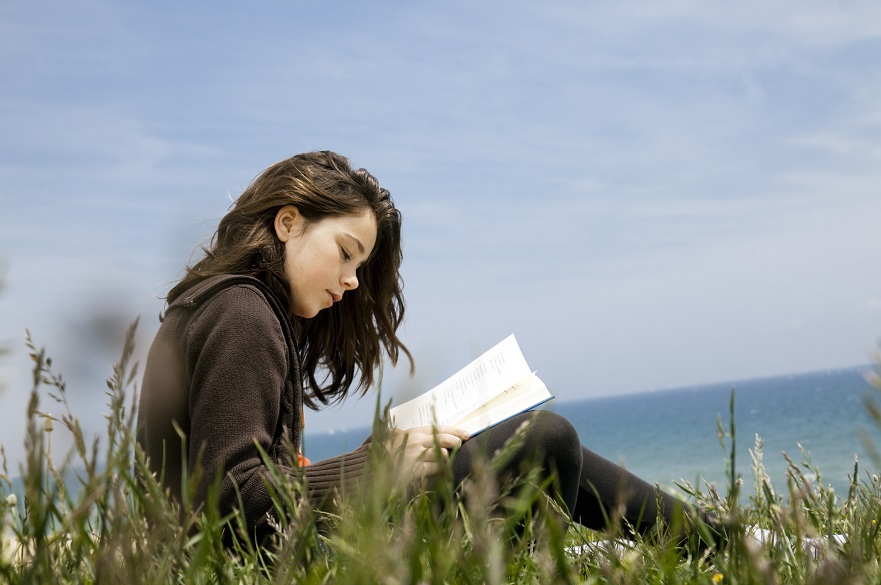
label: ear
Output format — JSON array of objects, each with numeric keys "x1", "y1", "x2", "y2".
[{"x1": 274, "y1": 205, "x2": 304, "y2": 243}]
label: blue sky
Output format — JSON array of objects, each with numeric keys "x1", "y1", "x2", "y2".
[{"x1": 1, "y1": 1, "x2": 880, "y2": 466}]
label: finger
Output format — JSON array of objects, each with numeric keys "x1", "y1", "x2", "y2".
[
  {"x1": 418, "y1": 461, "x2": 441, "y2": 478},
  {"x1": 411, "y1": 425, "x2": 470, "y2": 441},
  {"x1": 417, "y1": 446, "x2": 449, "y2": 463},
  {"x1": 404, "y1": 428, "x2": 440, "y2": 445},
  {"x1": 434, "y1": 426, "x2": 471, "y2": 442},
  {"x1": 432, "y1": 433, "x2": 464, "y2": 449}
]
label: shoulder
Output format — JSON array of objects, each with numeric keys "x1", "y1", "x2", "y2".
[
  {"x1": 164, "y1": 275, "x2": 292, "y2": 361},
  {"x1": 175, "y1": 282, "x2": 292, "y2": 381},
  {"x1": 190, "y1": 283, "x2": 283, "y2": 337},
  {"x1": 161, "y1": 276, "x2": 284, "y2": 347},
  {"x1": 168, "y1": 275, "x2": 284, "y2": 327}
]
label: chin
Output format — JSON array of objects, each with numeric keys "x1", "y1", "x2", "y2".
[{"x1": 292, "y1": 305, "x2": 320, "y2": 319}]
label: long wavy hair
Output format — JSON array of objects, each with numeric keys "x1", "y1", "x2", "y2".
[{"x1": 168, "y1": 151, "x2": 412, "y2": 407}]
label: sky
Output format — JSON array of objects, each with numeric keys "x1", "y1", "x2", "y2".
[{"x1": 1, "y1": 1, "x2": 880, "y2": 467}]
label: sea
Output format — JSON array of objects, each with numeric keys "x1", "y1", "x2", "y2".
[{"x1": 304, "y1": 365, "x2": 881, "y2": 499}]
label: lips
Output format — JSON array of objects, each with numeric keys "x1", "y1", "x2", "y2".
[{"x1": 328, "y1": 291, "x2": 343, "y2": 303}]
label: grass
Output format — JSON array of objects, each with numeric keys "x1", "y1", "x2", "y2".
[{"x1": 1, "y1": 322, "x2": 881, "y2": 584}]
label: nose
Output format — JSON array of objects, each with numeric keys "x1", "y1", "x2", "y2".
[{"x1": 342, "y1": 271, "x2": 359, "y2": 290}]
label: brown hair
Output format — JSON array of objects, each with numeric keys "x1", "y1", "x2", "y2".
[{"x1": 168, "y1": 151, "x2": 412, "y2": 407}]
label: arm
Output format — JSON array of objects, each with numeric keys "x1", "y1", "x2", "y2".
[{"x1": 184, "y1": 285, "x2": 370, "y2": 534}]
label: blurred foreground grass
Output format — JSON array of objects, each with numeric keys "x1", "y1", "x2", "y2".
[{"x1": 1, "y1": 323, "x2": 880, "y2": 584}]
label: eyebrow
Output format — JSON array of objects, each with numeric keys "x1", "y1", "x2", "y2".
[{"x1": 343, "y1": 232, "x2": 365, "y2": 254}]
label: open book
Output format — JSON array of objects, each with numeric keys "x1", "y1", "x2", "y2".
[{"x1": 389, "y1": 335, "x2": 554, "y2": 436}]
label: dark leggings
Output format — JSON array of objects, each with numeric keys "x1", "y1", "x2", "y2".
[{"x1": 451, "y1": 411, "x2": 693, "y2": 538}]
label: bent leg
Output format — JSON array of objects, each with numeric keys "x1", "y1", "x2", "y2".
[
  {"x1": 450, "y1": 412, "x2": 716, "y2": 546},
  {"x1": 573, "y1": 446, "x2": 689, "y2": 536},
  {"x1": 451, "y1": 411, "x2": 583, "y2": 513}
]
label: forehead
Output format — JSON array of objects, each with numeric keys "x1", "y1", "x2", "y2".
[{"x1": 322, "y1": 210, "x2": 377, "y2": 250}]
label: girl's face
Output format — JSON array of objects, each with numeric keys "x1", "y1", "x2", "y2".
[{"x1": 274, "y1": 206, "x2": 378, "y2": 318}]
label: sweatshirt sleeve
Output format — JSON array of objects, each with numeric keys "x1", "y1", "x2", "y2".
[{"x1": 184, "y1": 285, "x2": 370, "y2": 535}]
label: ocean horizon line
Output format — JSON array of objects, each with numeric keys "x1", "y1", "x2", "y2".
[{"x1": 305, "y1": 361, "x2": 877, "y2": 438}]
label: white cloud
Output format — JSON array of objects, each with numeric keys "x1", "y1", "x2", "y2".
[{"x1": 3, "y1": 0, "x2": 881, "y2": 460}]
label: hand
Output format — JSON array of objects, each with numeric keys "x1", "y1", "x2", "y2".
[{"x1": 385, "y1": 425, "x2": 470, "y2": 481}]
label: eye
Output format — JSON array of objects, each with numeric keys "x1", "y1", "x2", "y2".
[{"x1": 340, "y1": 246, "x2": 351, "y2": 261}]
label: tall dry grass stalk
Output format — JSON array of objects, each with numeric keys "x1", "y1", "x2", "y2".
[{"x1": 1, "y1": 326, "x2": 880, "y2": 583}]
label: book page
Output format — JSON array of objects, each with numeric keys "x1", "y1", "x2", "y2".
[
  {"x1": 389, "y1": 335, "x2": 532, "y2": 430},
  {"x1": 452, "y1": 373, "x2": 553, "y2": 435}
]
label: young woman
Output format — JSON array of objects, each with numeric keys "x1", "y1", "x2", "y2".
[{"x1": 137, "y1": 151, "x2": 717, "y2": 547}]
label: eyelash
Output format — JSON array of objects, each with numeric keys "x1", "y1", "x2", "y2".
[{"x1": 341, "y1": 247, "x2": 351, "y2": 261}]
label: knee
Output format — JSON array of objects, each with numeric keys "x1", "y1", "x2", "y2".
[
  {"x1": 525, "y1": 411, "x2": 582, "y2": 512},
  {"x1": 527, "y1": 411, "x2": 582, "y2": 469}
]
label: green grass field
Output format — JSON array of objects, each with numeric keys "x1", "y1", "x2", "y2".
[{"x1": 2, "y1": 322, "x2": 880, "y2": 584}]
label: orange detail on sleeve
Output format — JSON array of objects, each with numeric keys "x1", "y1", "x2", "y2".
[{"x1": 297, "y1": 410, "x2": 311, "y2": 466}]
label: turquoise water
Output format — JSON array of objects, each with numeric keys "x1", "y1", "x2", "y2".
[
  {"x1": 305, "y1": 366, "x2": 881, "y2": 497},
  {"x1": 565, "y1": 366, "x2": 879, "y2": 497}
]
